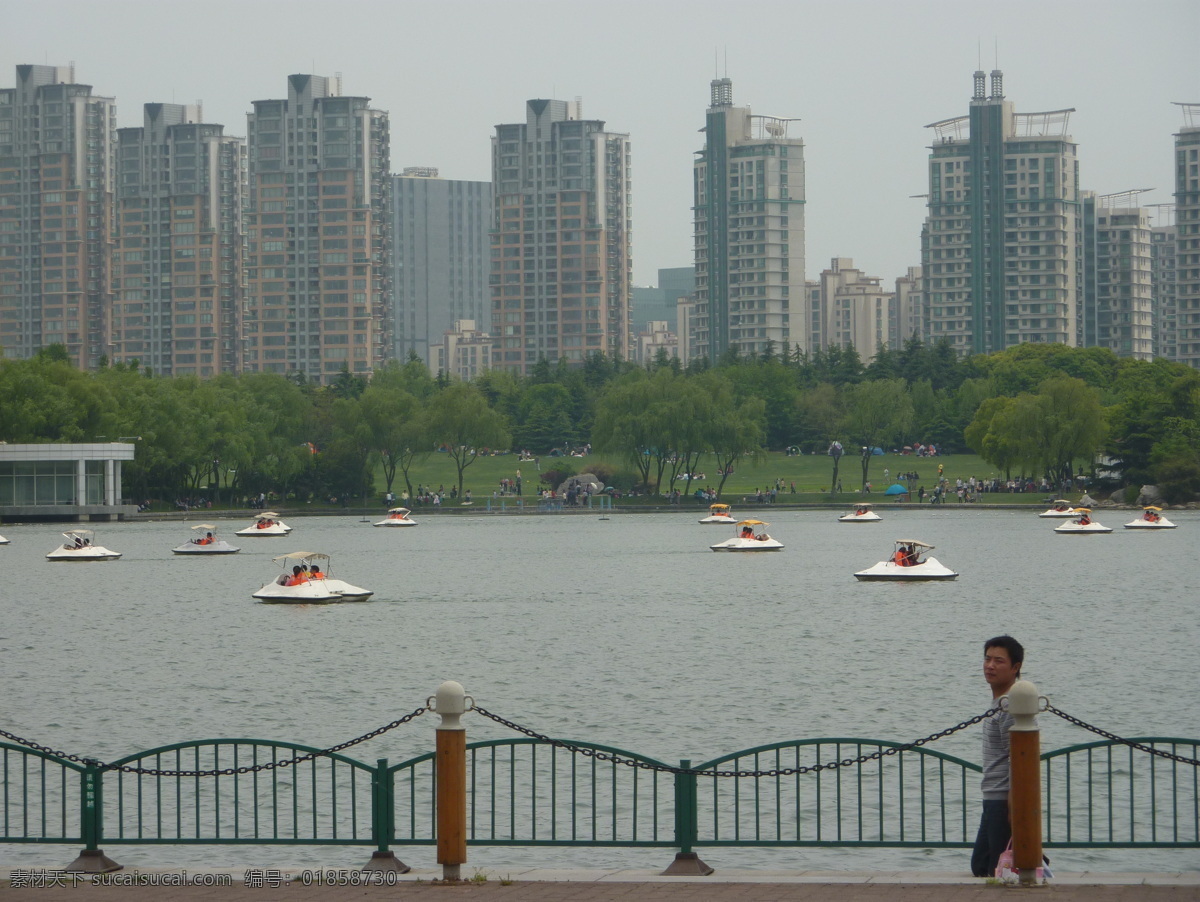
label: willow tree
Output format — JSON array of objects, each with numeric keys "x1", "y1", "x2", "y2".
[
  {"x1": 424, "y1": 381, "x2": 511, "y2": 499},
  {"x1": 703, "y1": 372, "x2": 767, "y2": 500},
  {"x1": 842, "y1": 378, "x2": 914, "y2": 489}
]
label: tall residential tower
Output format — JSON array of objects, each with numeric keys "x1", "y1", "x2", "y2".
[
  {"x1": 924, "y1": 71, "x2": 1080, "y2": 355},
  {"x1": 111, "y1": 103, "x2": 245, "y2": 375},
  {"x1": 392, "y1": 167, "x2": 491, "y2": 369},
  {"x1": 490, "y1": 99, "x2": 631, "y2": 375},
  {"x1": 0, "y1": 65, "x2": 116, "y2": 368},
  {"x1": 692, "y1": 77, "x2": 805, "y2": 362},
  {"x1": 1175, "y1": 103, "x2": 1200, "y2": 368},
  {"x1": 244, "y1": 74, "x2": 391, "y2": 382}
]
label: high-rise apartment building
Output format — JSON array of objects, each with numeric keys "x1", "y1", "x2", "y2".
[
  {"x1": 1080, "y1": 191, "x2": 1154, "y2": 361},
  {"x1": 924, "y1": 71, "x2": 1080, "y2": 355},
  {"x1": 1174, "y1": 103, "x2": 1200, "y2": 368},
  {"x1": 816, "y1": 258, "x2": 892, "y2": 363},
  {"x1": 490, "y1": 99, "x2": 632, "y2": 375},
  {"x1": 692, "y1": 78, "x2": 805, "y2": 362},
  {"x1": 0, "y1": 65, "x2": 115, "y2": 368},
  {"x1": 433, "y1": 318, "x2": 494, "y2": 381},
  {"x1": 111, "y1": 104, "x2": 244, "y2": 376},
  {"x1": 392, "y1": 168, "x2": 490, "y2": 369},
  {"x1": 892, "y1": 265, "x2": 925, "y2": 349},
  {"x1": 244, "y1": 74, "x2": 391, "y2": 382},
  {"x1": 1150, "y1": 206, "x2": 1177, "y2": 361}
]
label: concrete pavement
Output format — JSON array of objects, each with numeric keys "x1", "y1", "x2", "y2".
[{"x1": 4, "y1": 868, "x2": 1199, "y2": 901}]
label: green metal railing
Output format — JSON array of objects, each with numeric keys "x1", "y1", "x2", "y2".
[
  {"x1": 690, "y1": 739, "x2": 979, "y2": 849},
  {"x1": 101, "y1": 740, "x2": 377, "y2": 846},
  {"x1": 1043, "y1": 738, "x2": 1200, "y2": 848},
  {"x1": 3, "y1": 732, "x2": 1197, "y2": 866}
]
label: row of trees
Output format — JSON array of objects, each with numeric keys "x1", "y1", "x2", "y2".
[{"x1": 1, "y1": 340, "x2": 1198, "y2": 503}]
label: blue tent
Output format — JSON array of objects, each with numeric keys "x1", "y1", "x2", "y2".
[{"x1": 884, "y1": 483, "x2": 909, "y2": 495}]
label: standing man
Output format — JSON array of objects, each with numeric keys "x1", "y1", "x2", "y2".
[{"x1": 971, "y1": 635, "x2": 1024, "y2": 877}]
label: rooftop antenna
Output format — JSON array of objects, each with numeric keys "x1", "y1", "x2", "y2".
[
  {"x1": 994, "y1": 37, "x2": 999, "y2": 69},
  {"x1": 723, "y1": 46, "x2": 728, "y2": 77},
  {"x1": 714, "y1": 48, "x2": 718, "y2": 78}
]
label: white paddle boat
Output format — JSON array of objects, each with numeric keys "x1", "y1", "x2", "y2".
[
  {"x1": 1038, "y1": 500, "x2": 1080, "y2": 518},
  {"x1": 854, "y1": 540, "x2": 958, "y2": 581},
  {"x1": 374, "y1": 507, "x2": 417, "y2": 527},
  {"x1": 1124, "y1": 506, "x2": 1176, "y2": 530},
  {"x1": 838, "y1": 503, "x2": 881, "y2": 523},
  {"x1": 46, "y1": 529, "x2": 122, "y2": 562},
  {"x1": 253, "y1": 551, "x2": 372, "y2": 603},
  {"x1": 698, "y1": 503, "x2": 737, "y2": 524},
  {"x1": 236, "y1": 512, "x2": 293, "y2": 537},
  {"x1": 1054, "y1": 509, "x2": 1113, "y2": 534},
  {"x1": 172, "y1": 524, "x2": 240, "y2": 554},
  {"x1": 710, "y1": 519, "x2": 784, "y2": 552}
]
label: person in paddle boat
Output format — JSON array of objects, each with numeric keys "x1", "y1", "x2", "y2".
[
  {"x1": 1145, "y1": 509, "x2": 1160, "y2": 523},
  {"x1": 741, "y1": 524, "x2": 754, "y2": 538},
  {"x1": 857, "y1": 505, "x2": 869, "y2": 516},
  {"x1": 1078, "y1": 512, "x2": 1091, "y2": 525},
  {"x1": 310, "y1": 564, "x2": 325, "y2": 579},
  {"x1": 285, "y1": 565, "x2": 307, "y2": 586},
  {"x1": 893, "y1": 545, "x2": 908, "y2": 566}
]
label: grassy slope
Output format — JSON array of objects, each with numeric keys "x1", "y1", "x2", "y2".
[{"x1": 375, "y1": 451, "x2": 1057, "y2": 506}]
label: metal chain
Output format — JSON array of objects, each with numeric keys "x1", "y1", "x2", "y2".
[
  {"x1": 470, "y1": 705, "x2": 996, "y2": 778},
  {"x1": 0, "y1": 707, "x2": 428, "y2": 777},
  {"x1": 1046, "y1": 705, "x2": 1200, "y2": 766}
]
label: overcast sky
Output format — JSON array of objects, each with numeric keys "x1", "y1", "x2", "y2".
[{"x1": 8, "y1": 0, "x2": 1198, "y2": 286}]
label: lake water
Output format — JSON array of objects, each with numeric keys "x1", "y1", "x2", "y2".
[{"x1": 2, "y1": 507, "x2": 1198, "y2": 874}]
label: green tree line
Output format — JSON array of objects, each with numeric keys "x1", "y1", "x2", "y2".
[{"x1": 2, "y1": 339, "x2": 1198, "y2": 504}]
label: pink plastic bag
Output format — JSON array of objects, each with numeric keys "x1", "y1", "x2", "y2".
[
  {"x1": 994, "y1": 840, "x2": 1015, "y2": 879},
  {"x1": 995, "y1": 840, "x2": 1046, "y2": 882}
]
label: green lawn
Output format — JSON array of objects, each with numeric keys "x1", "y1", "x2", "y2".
[{"x1": 374, "y1": 451, "x2": 1059, "y2": 507}]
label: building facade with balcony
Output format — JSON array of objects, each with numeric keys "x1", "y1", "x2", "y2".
[
  {"x1": 490, "y1": 99, "x2": 632, "y2": 376},
  {"x1": 433, "y1": 318, "x2": 493, "y2": 381},
  {"x1": 1151, "y1": 216, "x2": 1178, "y2": 361},
  {"x1": 0, "y1": 65, "x2": 116, "y2": 369},
  {"x1": 111, "y1": 103, "x2": 245, "y2": 376},
  {"x1": 1080, "y1": 191, "x2": 1154, "y2": 360},
  {"x1": 244, "y1": 74, "x2": 391, "y2": 383},
  {"x1": 1175, "y1": 103, "x2": 1200, "y2": 368},
  {"x1": 923, "y1": 71, "x2": 1080, "y2": 356},
  {"x1": 692, "y1": 78, "x2": 805, "y2": 363},
  {"x1": 815, "y1": 258, "x2": 893, "y2": 364}
]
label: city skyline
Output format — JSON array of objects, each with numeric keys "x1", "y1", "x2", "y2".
[{"x1": 8, "y1": 0, "x2": 1196, "y2": 288}]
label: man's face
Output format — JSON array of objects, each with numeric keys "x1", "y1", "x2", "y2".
[{"x1": 984, "y1": 645, "x2": 1019, "y2": 692}]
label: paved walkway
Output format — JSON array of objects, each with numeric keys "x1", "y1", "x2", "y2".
[{"x1": 4, "y1": 868, "x2": 1198, "y2": 901}]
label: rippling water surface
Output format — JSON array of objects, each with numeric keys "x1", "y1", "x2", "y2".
[{"x1": 3, "y1": 507, "x2": 1197, "y2": 873}]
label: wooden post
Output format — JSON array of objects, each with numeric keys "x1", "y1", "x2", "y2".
[
  {"x1": 1006, "y1": 679, "x2": 1043, "y2": 886},
  {"x1": 433, "y1": 681, "x2": 468, "y2": 881}
]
